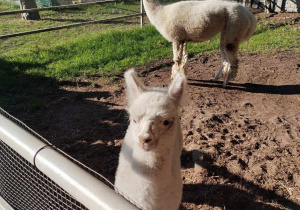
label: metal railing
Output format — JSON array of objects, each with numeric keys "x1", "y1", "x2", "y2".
[
  {"x1": 0, "y1": 140, "x2": 89, "y2": 210},
  {"x1": 0, "y1": 0, "x2": 116, "y2": 15},
  {"x1": 0, "y1": 13, "x2": 145, "y2": 39},
  {"x1": 0, "y1": 0, "x2": 145, "y2": 39},
  {"x1": 0, "y1": 107, "x2": 139, "y2": 210}
]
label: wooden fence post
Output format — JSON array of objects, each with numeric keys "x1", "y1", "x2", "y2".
[
  {"x1": 140, "y1": 0, "x2": 143, "y2": 27},
  {"x1": 19, "y1": 0, "x2": 41, "y2": 20}
]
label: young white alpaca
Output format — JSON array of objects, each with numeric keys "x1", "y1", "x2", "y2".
[
  {"x1": 115, "y1": 69, "x2": 186, "y2": 210},
  {"x1": 143, "y1": 0, "x2": 257, "y2": 87}
]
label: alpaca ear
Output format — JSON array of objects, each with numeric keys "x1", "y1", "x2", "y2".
[
  {"x1": 168, "y1": 73, "x2": 186, "y2": 106},
  {"x1": 124, "y1": 69, "x2": 146, "y2": 106}
]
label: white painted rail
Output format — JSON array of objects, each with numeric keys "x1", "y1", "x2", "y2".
[{"x1": 0, "y1": 108, "x2": 139, "y2": 210}]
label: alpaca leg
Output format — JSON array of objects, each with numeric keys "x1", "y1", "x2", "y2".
[
  {"x1": 223, "y1": 61, "x2": 238, "y2": 87},
  {"x1": 171, "y1": 42, "x2": 183, "y2": 79},
  {"x1": 212, "y1": 66, "x2": 223, "y2": 81},
  {"x1": 212, "y1": 45, "x2": 228, "y2": 81},
  {"x1": 223, "y1": 43, "x2": 239, "y2": 87},
  {"x1": 213, "y1": 61, "x2": 229, "y2": 82},
  {"x1": 213, "y1": 32, "x2": 229, "y2": 81},
  {"x1": 180, "y1": 42, "x2": 188, "y2": 75}
]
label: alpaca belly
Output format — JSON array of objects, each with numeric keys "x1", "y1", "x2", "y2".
[
  {"x1": 188, "y1": 29, "x2": 220, "y2": 42},
  {"x1": 163, "y1": 19, "x2": 224, "y2": 43},
  {"x1": 185, "y1": 18, "x2": 224, "y2": 42}
]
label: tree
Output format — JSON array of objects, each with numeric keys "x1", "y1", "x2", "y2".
[{"x1": 19, "y1": 0, "x2": 41, "y2": 20}]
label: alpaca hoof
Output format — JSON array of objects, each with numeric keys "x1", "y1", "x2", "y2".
[
  {"x1": 211, "y1": 77, "x2": 218, "y2": 82},
  {"x1": 213, "y1": 66, "x2": 225, "y2": 82},
  {"x1": 212, "y1": 72, "x2": 223, "y2": 81},
  {"x1": 222, "y1": 81, "x2": 228, "y2": 88},
  {"x1": 222, "y1": 70, "x2": 231, "y2": 88}
]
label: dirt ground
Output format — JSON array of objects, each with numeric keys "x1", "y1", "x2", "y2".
[{"x1": 8, "y1": 11, "x2": 300, "y2": 209}]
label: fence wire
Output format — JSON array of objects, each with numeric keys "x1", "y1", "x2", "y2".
[{"x1": 0, "y1": 139, "x2": 88, "y2": 210}]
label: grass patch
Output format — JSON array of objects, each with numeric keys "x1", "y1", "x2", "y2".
[
  {"x1": 0, "y1": 1, "x2": 140, "y2": 34},
  {"x1": 0, "y1": 1, "x2": 299, "y2": 111},
  {"x1": 4, "y1": 22, "x2": 298, "y2": 81},
  {"x1": 2, "y1": 26, "x2": 172, "y2": 80},
  {"x1": 241, "y1": 21, "x2": 300, "y2": 52}
]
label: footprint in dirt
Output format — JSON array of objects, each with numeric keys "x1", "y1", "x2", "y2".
[{"x1": 243, "y1": 102, "x2": 254, "y2": 108}]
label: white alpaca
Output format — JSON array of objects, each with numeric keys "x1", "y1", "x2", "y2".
[
  {"x1": 143, "y1": 0, "x2": 257, "y2": 87},
  {"x1": 115, "y1": 69, "x2": 186, "y2": 210}
]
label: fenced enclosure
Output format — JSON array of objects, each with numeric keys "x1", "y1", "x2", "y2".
[
  {"x1": 238, "y1": 0, "x2": 300, "y2": 12},
  {"x1": 0, "y1": 107, "x2": 139, "y2": 210},
  {"x1": 1, "y1": 0, "x2": 298, "y2": 39},
  {"x1": 0, "y1": 0, "x2": 298, "y2": 208},
  {"x1": 0, "y1": 0, "x2": 145, "y2": 38}
]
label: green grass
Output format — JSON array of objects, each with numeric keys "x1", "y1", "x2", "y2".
[
  {"x1": 241, "y1": 21, "x2": 300, "y2": 52},
  {"x1": 4, "y1": 23, "x2": 298, "y2": 81},
  {"x1": 0, "y1": 2, "x2": 140, "y2": 34},
  {"x1": 0, "y1": 0, "x2": 299, "y2": 111},
  {"x1": 1, "y1": 26, "x2": 171, "y2": 79}
]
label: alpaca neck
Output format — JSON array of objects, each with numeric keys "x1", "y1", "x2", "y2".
[
  {"x1": 143, "y1": 0, "x2": 161, "y2": 10},
  {"x1": 132, "y1": 143, "x2": 173, "y2": 176},
  {"x1": 142, "y1": 0, "x2": 164, "y2": 27}
]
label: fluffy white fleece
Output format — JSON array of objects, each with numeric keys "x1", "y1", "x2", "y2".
[
  {"x1": 115, "y1": 69, "x2": 186, "y2": 210},
  {"x1": 143, "y1": 0, "x2": 257, "y2": 87}
]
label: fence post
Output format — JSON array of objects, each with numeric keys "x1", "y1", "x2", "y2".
[
  {"x1": 140, "y1": 0, "x2": 144, "y2": 27},
  {"x1": 19, "y1": 0, "x2": 41, "y2": 20}
]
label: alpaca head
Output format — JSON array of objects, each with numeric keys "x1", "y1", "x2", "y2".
[{"x1": 124, "y1": 69, "x2": 186, "y2": 152}]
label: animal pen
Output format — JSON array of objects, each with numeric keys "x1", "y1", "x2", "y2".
[
  {"x1": 0, "y1": 0, "x2": 299, "y2": 209},
  {"x1": 0, "y1": 0, "x2": 145, "y2": 39}
]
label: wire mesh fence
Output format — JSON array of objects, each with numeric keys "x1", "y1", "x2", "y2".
[{"x1": 0, "y1": 139, "x2": 88, "y2": 210}]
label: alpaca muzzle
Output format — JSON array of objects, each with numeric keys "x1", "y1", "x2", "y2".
[{"x1": 138, "y1": 133, "x2": 154, "y2": 151}]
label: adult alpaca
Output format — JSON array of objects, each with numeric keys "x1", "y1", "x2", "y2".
[
  {"x1": 115, "y1": 69, "x2": 186, "y2": 210},
  {"x1": 143, "y1": 0, "x2": 257, "y2": 87}
]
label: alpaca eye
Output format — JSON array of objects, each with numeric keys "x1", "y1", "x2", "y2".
[{"x1": 163, "y1": 120, "x2": 170, "y2": 126}]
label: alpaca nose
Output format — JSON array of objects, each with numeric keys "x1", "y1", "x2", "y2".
[
  {"x1": 139, "y1": 137, "x2": 152, "y2": 144},
  {"x1": 138, "y1": 133, "x2": 152, "y2": 144}
]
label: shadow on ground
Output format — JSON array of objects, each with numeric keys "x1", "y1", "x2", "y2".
[
  {"x1": 188, "y1": 79, "x2": 300, "y2": 95},
  {"x1": 0, "y1": 57, "x2": 126, "y2": 182},
  {"x1": 180, "y1": 149, "x2": 300, "y2": 209}
]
